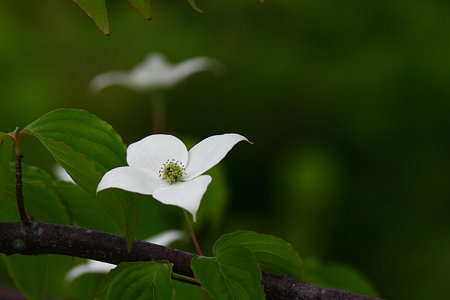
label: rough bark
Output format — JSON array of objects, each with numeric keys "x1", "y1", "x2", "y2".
[{"x1": 0, "y1": 222, "x2": 382, "y2": 300}]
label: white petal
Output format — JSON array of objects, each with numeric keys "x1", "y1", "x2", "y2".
[
  {"x1": 54, "y1": 165, "x2": 75, "y2": 183},
  {"x1": 126, "y1": 134, "x2": 188, "y2": 172},
  {"x1": 153, "y1": 175, "x2": 212, "y2": 221},
  {"x1": 184, "y1": 134, "x2": 249, "y2": 180},
  {"x1": 145, "y1": 230, "x2": 187, "y2": 246},
  {"x1": 165, "y1": 57, "x2": 223, "y2": 87},
  {"x1": 128, "y1": 53, "x2": 172, "y2": 91},
  {"x1": 65, "y1": 260, "x2": 114, "y2": 282},
  {"x1": 97, "y1": 166, "x2": 168, "y2": 194},
  {"x1": 89, "y1": 71, "x2": 130, "y2": 93}
]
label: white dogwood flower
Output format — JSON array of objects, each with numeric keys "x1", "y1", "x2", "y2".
[
  {"x1": 97, "y1": 133, "x2": 249, "y2": 220},
  {"x1": 65, "y1": 230, "x2": 186, "y2": 282},
  {"x1": 89, "y1": 52, "x2": 222, "y2": 93}
]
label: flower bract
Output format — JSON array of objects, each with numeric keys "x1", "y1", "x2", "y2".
[
  {"x1": 97, "y1": 133, "x2": 249, "y2": 220},
  {"x1": 89, "y1": 52, "x2": 222, "y2": 93}
]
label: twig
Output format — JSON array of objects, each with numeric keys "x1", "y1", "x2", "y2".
[{"x1": 15, "y1": 155, "x2": 30, "y2": 226}]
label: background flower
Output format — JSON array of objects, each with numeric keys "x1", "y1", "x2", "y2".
[{"x1": 89, "y1": 52, "x2": 223, "y2": 93}]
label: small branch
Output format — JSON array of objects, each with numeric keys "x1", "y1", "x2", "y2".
[
  {"x1": 15, "y1": 155, "x2": 30, "y2": 226},
  {"x1": 0, "y1": 222, "x2": 382, "y2": 300}
]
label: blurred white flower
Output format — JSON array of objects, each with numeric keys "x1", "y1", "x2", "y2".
[
  {"x1": 54, "y1": 165, "x2": 75, "y2": 183},
  {"x1": 65, "y1": 230, "x2": 186, "y2": 282},
  {"x1": 89, "y1": 52, "x2": 222, "y2": 93},
  {"x1": 97, "y1": 133, "x2": 249, "y2": 220}
]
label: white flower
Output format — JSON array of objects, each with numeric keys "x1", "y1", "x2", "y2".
[
  {"x1": 97, "y1": 133, "x2": 249, "y2": 220},
  {"x1": 65, "y1": 230, "x2": 186, "y2": 282},
  {"x1": 89, "y1": 52, "x2": 222, "y2": 93}
]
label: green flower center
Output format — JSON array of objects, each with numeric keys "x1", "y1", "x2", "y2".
[{"x1": 159, "y1": 160, "x2": 185, "y2": 184}]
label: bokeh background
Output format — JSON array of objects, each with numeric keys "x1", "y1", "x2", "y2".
[{"x1": 0, "y1": 0, "x2": 449, "y2": 299}]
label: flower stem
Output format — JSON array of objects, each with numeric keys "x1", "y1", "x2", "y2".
[
  {"x1": 183, "y1": 210, "x2": 203, "y2": 256},
  {"x1": 171, "y1": 272, "x2": 200, "y2": 286},
  {"x1": 151, "y1": 93, "x2": 166, "y2": 133}
]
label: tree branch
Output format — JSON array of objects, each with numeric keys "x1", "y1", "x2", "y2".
[{"x1": 0, "y1": 222, "x2": 382, "y2": 300}]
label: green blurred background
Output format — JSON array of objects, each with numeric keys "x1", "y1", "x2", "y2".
[{"x1": 0, "y1": 0, "x2": 449, "y2": 299}]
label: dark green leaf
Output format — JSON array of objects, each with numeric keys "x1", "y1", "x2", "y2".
[
  {"x1": 23, "y1": 108, "x2": 141, "y2": 247},
  {"x1": 1, "y1": 254, "x2": 48, "y2": 300},
  {"x1": 172, "y1": 279, "x2": 207, "y2": 300},
  {"x1": 96, "y1": 261, "x2": 174, "y2": 300},
  {"x1": 55, "y1": 182, "x2": 121, "y2": 234},
  {"x1": 213, "y1": 230, "x2": 303, "y2": 279},
  {"x1": 191, "y1": 246, "x2": 265, "y2": 300},
  {"x1": 23, "y1": 109, "x2": 126, "y2": 194},
  {"x1": 128, "y1": 0, "x2": 152, "y2": 19},
  {"x1": 73, "y1": 0, "x2": 110, "y2": 35},
  {"x1": 186, "y1": 0, "x2": 203, "y2": 13}
]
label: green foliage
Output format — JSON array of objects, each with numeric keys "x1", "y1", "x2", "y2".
[
  {"x1": 73, "y1": 0, "x2": 109, "y2": 35},
  {"x1": 191, "y1": 246, "x2": 265, "y2": 300},
  {"x1": 186, "y1": 0, "x2": 203, "y2": 13},
  {"x1": 213, "y1": 230, "x2": 303, "y2": 279},
  {"x1": 96, "y1": 261, "x2": 174, "y2": 300},
  {"x1": 194, "y1": 165, "x2": 229, "y2": 233},
  {"x1": 72, "y1": 0, "x2": 202, "y2": 34},
  {"x1": 0, "y1": 134, "x2": 12, "y2": 201},
  {"x1": 22, "y1": 108, "x2": 148, "y2": 247},
  {"x1": 1, "y1": 254, "x2": 47, "y2": 300},
  {"x1": 128, "y1": 0, "x2": 152, "y2": 19},
  {"x1": 0, "y1": 163, "x2": 69, "y2": 224},
  {"x1": 172, "y1": 280, "x2": 207, "y2": 300},
  {"x1": 55, "y1": 182, "x2": 121, "y2": 234}
]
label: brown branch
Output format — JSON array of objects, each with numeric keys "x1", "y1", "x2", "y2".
[
  {"x1": 0, "y1": 222, "x2": 382, "y2": 300},
  {"x1": 14, "y1": 155, "x2": 31, "y2": 226}
]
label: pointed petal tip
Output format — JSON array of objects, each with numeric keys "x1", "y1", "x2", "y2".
[
  {"x1": 153, "y1": 175, "x2": 212, "y2": 221},
  {"x1": 184, "y1": 134, "x2": 250, "y2": 180}
]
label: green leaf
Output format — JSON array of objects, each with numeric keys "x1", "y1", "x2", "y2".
[
  {"x1": 303, "y1": 258, "x2": 379, "y2": 297},
  {"x1": 186, "y1": 0, "x2": 203, "y2": 13},
  {"x1": 73, "y1": 0, "x2": 110, "y2": 35},
  {"x1": 22, "y1": 109, "x2": 141, "y2": 247},
  {"x1": 128, "y1": 0, "x2": 152, "y2": 20},
  {"x1": 55, "y1": 182, "x2": 121, "y2": 234},
  {"x1": 23, "y1": 109, "x2": 126, "y2": 193},
  {"x1": 0, "y1": 134, "x2": 13, "y2": 201},
  {"x1": 191, "y1": 246, "x2": 265, "y2": 300},
  {"x1": 213, "y1": 230, "x2": 303, "y2": 279},
  {"x1": 1, "y1": 254, "x2": 48, "y2": 300},
  {"x1": 172, "y1": 279, "x2": 208, "y2": 300},
  {"x1": 96, "y1": 261, "x2": 174, "y2": 300},
  {"x1": 0, "y1": 163, "x2": 69, "y2": 224}
]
